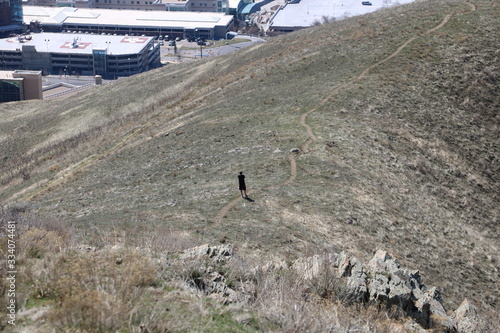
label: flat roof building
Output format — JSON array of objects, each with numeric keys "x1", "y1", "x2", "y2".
[
  {"x1": 23, "y1": 6, "x2": 234, "y2": 39},
  {"x1": 0, "y1": 32, "x2": 160, "y2": 78},
  {"x1": 270, "y1": 0, "x2": 416, "y2": 33}
]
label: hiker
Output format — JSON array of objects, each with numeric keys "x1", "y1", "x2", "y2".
[{"x1": 238, "y1": 172, "x2": 247, "y2": 198}]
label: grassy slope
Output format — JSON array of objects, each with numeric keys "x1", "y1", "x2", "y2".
[{"x1": 1, "y1": 0, "x2": 498, "y2": 323}]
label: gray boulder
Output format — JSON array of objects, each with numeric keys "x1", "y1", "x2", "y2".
[
  {"x1": 413, "y1": 286, "x2": 455, "y2": 330},
  {"x1": 367, "y1": 250, "x2": 415, "y2": 310},
  {"x1": 337, "y1": 252, "x2": 369, "y2": 302},
  {"x1": 452, "y1": 298, "x2": 481, "y2": 333}
]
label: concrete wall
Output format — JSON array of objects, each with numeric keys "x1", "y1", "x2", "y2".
[
  {"x1": 13, "y1": 70, "x2": 43, "y2": 100},
  {"x1": 21, "y1": 45, "x2": 52, "y2": 74}
]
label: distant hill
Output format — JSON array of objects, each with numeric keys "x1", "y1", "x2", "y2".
[{"x1": 0, "y1": 0, "x2": 498, "y2": 330}]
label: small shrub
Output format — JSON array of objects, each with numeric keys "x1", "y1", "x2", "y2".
[
  {"x1": 306, "y1": 259, "x2": 343, "y2": 300},
  {"x1": 19, "y1": 228, "x2": 67, "y2": 259}
]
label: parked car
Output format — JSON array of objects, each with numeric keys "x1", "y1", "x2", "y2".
[
  {"x1": 362, "y1": 1, "x2": 372, "y2": 5},
  {"x1": 168, "y1": 40, "x2": 176, "y2": 46}
]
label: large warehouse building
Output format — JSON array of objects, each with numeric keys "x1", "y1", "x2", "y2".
[
  {"x1": 270, "y1": 0, "x2": 416, "y2": 33},
  {"x1": 23, "y1": 6, "x2": 234, "y2": 40},
  {"x1": 0, "y1": 32, "x2": 160, "y2": 78}
]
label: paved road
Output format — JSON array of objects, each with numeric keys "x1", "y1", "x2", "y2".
[
  {"x1": 43, "y1": 75, "x2": 111, "y2": 87},
  {"x1": 216, "y1": 37, "x2": 265, "y2": 56},
  {"x1": 160, "y1": 35, "x2": 265, "y2": 62}
]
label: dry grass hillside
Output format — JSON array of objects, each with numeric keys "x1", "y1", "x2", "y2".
[{"x1": 1, "y1": 0, "x2": 498, "y2": 331}]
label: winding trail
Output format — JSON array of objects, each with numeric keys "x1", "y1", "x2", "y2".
[
  {"x1": 5, "y1": 2, "x2": 475, "y2": 227},
  {"x1": 212, "y1": 3, "x2": 475, "y2": 227}
]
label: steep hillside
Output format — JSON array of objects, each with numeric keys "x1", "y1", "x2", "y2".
[{"x1": 1, "y1": 0, "x2": 498, "y2": 330}]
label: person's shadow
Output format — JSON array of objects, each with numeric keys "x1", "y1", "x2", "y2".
[{"x1": 244, "y1": 196, "x2": 255, "y2": 202}]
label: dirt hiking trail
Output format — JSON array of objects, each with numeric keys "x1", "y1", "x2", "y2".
[
  {"x1": 211, "y1": 2, "x2": 475, "y2": 228},
  {"x1": 5, "y1": 2, "x2": 476, "y2": 232}
]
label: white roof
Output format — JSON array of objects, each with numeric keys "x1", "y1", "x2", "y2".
[
  {"x1": 227, "y1": 0, "x2": 240, "y2": 9},
  {"x1": 271, "y1": 0, "x2": 416, "y2": 29},
  {"x1": 0, "y1": 71, "x2": 18, "y2": 79},
  {"x1": 0, "y1": 32, "x2": 153, "y2": 55},
  {"x1": 23, "y1": 6, "x2": 233, "y2": 29}
]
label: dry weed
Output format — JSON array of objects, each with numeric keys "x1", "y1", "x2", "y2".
[{"x1": 50, "y1": 248, "x2": 156, "y2": 330}]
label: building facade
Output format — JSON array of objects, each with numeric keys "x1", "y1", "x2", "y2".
[
  {"x1": 23, "y1": 0, "x2": 229, "y2": 13},
  {"x1": 0, "y1": 32, "x2": 161, "y2": 78},
  {"x1": 0, "y1": 0, "x2": 24, "y2": 36}
]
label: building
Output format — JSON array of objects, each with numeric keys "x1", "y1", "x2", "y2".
[
  {"x1": 270, "y1": 0, "x2": 416, "y2": 33},
  {"x1": 0, "y1": 69, "x2": 42, "y2": 102},
  {"x1": 162, "y1": 0, "x2": 190, "y2": 12},
  {"x1": 23, "y1": 6, "x2": 234, "y2": 39},
  {"x1": 0, "y1": 32, "x2": 160, "y2": 78},
  {"x1": 237, "y1": 0, "x2": 273, "y2": 21},
  {"x1": 23, "y1": 0, "x2": 229, "y2": 13},
  {"x1": 0, "y1": 0, "x2": 24, "y2": 36}
]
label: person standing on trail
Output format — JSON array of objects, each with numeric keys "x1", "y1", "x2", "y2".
[{"x1": 238, "y1": 172, "x2": 247, "y2": 198}]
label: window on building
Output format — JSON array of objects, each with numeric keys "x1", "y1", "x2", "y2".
[{"x1": 0, "y1": 80, "x2": 22, "y2": 102}]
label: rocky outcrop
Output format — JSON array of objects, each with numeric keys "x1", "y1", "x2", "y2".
[
  {"x1": 172, "y1": 245, "x2": 481, "y2": 332},
  {"x1": 180, "y1": 243, "x2": 235, "y2": 263},
  {"x1": 292, "y1": 249, "x2": 481, "y2": 332},
  {"x1": 366, "y1": 250, "x2": 451, "y2": 329},
  {"x1": 177, "y1": 244, "x2": 238, "y2": 304}
]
